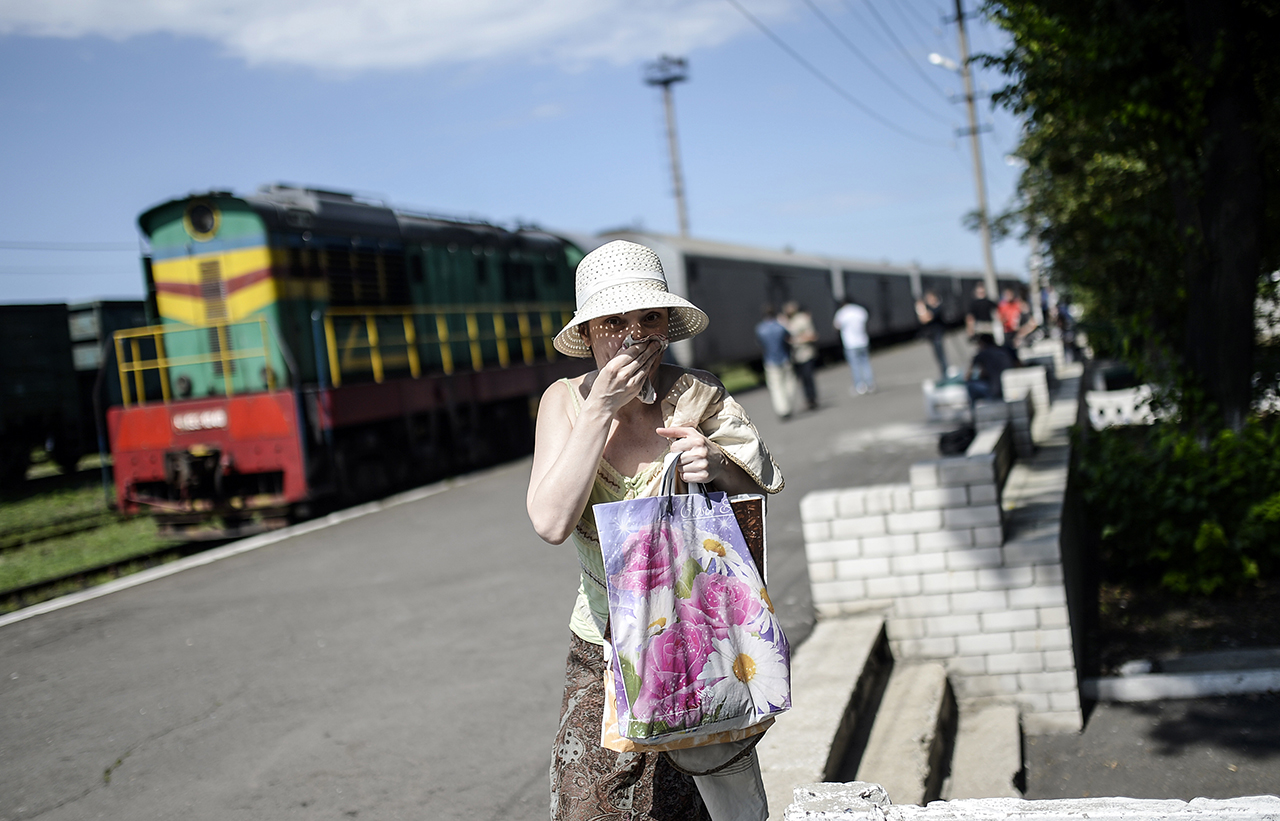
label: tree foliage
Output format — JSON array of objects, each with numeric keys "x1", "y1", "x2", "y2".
[{"x1": 982, "y1": 0, "x2": 1280, "y2": 429}]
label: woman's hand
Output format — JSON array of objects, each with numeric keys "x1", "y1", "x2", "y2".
[
  {"x1": 585, "y1": 339, "x2": 664, "y2": 416},
  {"x1": 656, "y1": 425, "x2": 725, "y2": 486}
]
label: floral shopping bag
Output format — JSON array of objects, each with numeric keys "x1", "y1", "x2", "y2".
[{"x1": 593, "y1": 454, "x2": 790, "y2": 748}]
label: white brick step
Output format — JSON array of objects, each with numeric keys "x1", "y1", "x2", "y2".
[
  {"x1": 854, "y1": 661, "x2": 957, "y2": 805},
  {"x1": 942, "y1": 704, "x2": 1023, "y2": 799},
  {"x1": 759, "y1": 615, "x2": 893, "y2": 812}
]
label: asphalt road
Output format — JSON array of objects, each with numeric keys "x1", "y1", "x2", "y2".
[{"x1": 1, "y1": 338, "x2": 955, "y2": 821}]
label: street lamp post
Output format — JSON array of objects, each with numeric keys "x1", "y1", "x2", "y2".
[{"x1": 645, "y1": 55, "x2": 691, "y2": 238}]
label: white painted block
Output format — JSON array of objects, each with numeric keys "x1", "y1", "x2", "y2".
[
  {"x1": 1009, "y1": 585, "x2": 1067, "y2": 609},
  {"x1": 953, "y1": 673, "x2": 1019, "y2": 698},
  {"x1": 1013, "y1": 627, "x2": 1073, "y2": 652},
  {"x1": 859, "y1": 533, "x2": 916, "y2": 557},
  {"x1": 892, "y1": 485, "x2": 914, "y2": 512},
  {"x1": 909, "y1": 461, "x2": 940, "y2": 489},
  {"x1": 799, "y1": 490, "x2": 838, "y2": 522},
  {"x1": 835, "y1": 556, "x2": 892, "y2": 580},
  {"x1": 1003, "y1": 536, "x2": 1062, "y2": 565},
  {"x1": 810, "y1": 579, "x2": 866, "y2": 603},
  {"x1": 1016, "y1": 691, "x2": 1053, "y2": 714},
  {"x1": 864, "y1": 486, "x2": 896, "y2": 515},
  {"x1": 946, "y1": 547, "x2": 1003, "y2": 570},
  {"x1": 831, "y1": 515, "x2": 887, "y2": 539},
  {"x1": 916, "y1": 528, "x2": 974, "y2": 552},
  {"x1": 980, "y1": 608, "x2": 1039, "y2": 633},
  {"x1": 867, "y1": 574, "x2": 922, "y2": 598},
  {"x1": 926, "y1": 613, "x2": 981, "y2": 637},
  {"x1": 801, "y1": 520, "x2": 831, "y2": 544},
  {"x1": 894, "y1": 636, "x2": 957, "y2": 659},
  {"x1": 1038, "y1": 605, "x2": 1070, "y2": 628},
  {"x1": 957, "y1": 632, "x2": 1015, "y2": 656},
  {"x1": 921, "y1": 569, "x2": 977, "y2": 594},
  {"x1": 939, "y1": 459, "x2": 996, "y2": 486},
  {"x1": 894, "y1": 593, "x2": 952, "y2": 618},
  {"x1": 987, "y1": 651, "x2": 1046, "y2": 675},
  {"x1": 891, "y1": 551, "x2": 948, "y2": 575},
  {"x1": 808, "y1": 560, "x2": 835, "y2": 583},
  {"x1": 1024, "y1": 710, "x2": 1084, "y2": 734},
  {"x1": 977, "y1": 566, "x2": 1035, "y2": 590},
  {"x1": 887, "y1": 616, "x2": 927, "y2": 641},
  {"x1": 948, "y1": 655, "x2": 987, "y2": 676},
  {"x1": 1034, "y1": 563, "x2": 1065, "y2": 586},
  {"x1": 886, "y1": 509, "x2": 944, "y2": 534},
  {"x1": 835, "y1": 488, "x2": 867, "y2": 518},
  {"x1": 911, "y1": 486, "x2": 969, "y2": 510},
  {"x1": 972, "y1": 526, "x2": 1004, "y2": 548},
  {"x1": 804, "y1": 538, "x2": 860, "y2": 562},
  {"x1": 951, "y1": 588, "x2": 1009, "y2": 614},
  {"x1": 1019, "y1": 670, "x2": 1079, "y2": 694},
  {"x1": 943, "y1": 505, "x2": 1003, "y2": 529},
  {"x1": 966, "y1": 483, "x2": 998, "y2": 505},
  {"x1": 1044, "y1": 649, "x2": 1076, "y2": 671},
  {"x1": 1050, "y1": 688, "x2": 1082, "y2": 713}
]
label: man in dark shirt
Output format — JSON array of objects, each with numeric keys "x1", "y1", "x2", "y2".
[
  {"x1": 966, "y1": 334, "x2": 1018, "y2": 400},
  {"x1": 965, "y1": 284, "x2": 998, "y2": 339}
]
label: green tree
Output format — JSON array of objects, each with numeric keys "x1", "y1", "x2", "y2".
[{"x1": 983, "y1": 0, "x2": 1280, "y2": 429}]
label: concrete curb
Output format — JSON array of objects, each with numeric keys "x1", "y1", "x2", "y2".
[{"x1": 1082, "y1": 668, "x2": 1280, "y2": 703}]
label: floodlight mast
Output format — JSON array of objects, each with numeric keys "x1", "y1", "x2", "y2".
[{"x1": 645, "y1": 55, "x2": 690, "y2": 238}]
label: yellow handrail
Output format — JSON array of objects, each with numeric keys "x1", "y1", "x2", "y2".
[
  {"x1": 322, "y1": 302, "x2": 573, "y2": 388},
  {"x1": 114, "y1": 317, "x2": 276, "y2": 407}
]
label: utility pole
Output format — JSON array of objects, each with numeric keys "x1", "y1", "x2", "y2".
[
  {"x1": 645, "y1": 55, "x2": 690, "y2": 238},
  {"x1": 951, "y1": 0, "x2": 1000, "y2": 323}
]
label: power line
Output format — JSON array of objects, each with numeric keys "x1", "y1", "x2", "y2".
[
  {"x1": 844, "y1": 0, "x2": 953, "y2": 101},
  {"x1": 887, "y1": 0, "x2": 945, "y2": 57},
  {"x1": 798, "y1": 0, "x2": 949, "y2": 123},
  {"x1": 722, "y1": 0, "x2": 944, "y2": 146},
  {"x1": 897, "y1": 0, "x2": 945, "y2": 35},
  {"x1": 0, "y1": 241, "x2": 136, "y2": 252}
]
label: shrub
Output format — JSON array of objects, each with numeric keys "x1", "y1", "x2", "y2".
[{"x1": 1077, "y1": 419, "x2": 1280, "y2": 595}]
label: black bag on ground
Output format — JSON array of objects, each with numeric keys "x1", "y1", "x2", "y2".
[{"x1": 939, "y1": 426, "x2": 976, "y2": 456}]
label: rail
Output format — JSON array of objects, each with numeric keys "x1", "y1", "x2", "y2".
[
  {"x1": 114, "y1": 317, "x2": 276, "y2": 407},
  {"x1": 322, "y1": 303, "x2": 575, "y2": 387}
]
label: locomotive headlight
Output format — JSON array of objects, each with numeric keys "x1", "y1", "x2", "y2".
[{"x1": 184, "y1": 201, "x2": 220, "y2": 240}]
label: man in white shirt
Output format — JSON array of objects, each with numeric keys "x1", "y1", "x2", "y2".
[{"x1": 833, "y1": 298, "x2": 875, "y2": 395}]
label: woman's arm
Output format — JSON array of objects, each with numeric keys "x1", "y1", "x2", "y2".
[{"x1": 526, "y1": 342, "x2": 663, "y2": 544}]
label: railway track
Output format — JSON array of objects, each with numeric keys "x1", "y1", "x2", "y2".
[{"x1": 0, "y1": 543, "x2": 209, "y2": 613}]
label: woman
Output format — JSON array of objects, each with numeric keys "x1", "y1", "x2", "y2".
[{"x1": 527, "y1": 240, "x2": 784, "y2": 821}]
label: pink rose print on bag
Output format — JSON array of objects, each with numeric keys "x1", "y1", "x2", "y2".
[
  {"x1": 611, "y1": 524, "x2": 678, "y2": 591},
  {"x1": 632, "y1": 621, "x2": 716, "y2": 724},
  {"x1": 676, "y1": 572, "x2": 764, "y2": 640}
]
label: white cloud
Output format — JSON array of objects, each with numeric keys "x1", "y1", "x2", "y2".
[{"x1": 0, "y1": 0, "x2": 791, "y2": 71}]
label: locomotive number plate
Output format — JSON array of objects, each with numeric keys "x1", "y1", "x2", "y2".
[{"x1": 172, "y1": 409, "x2": 228, "y2": 432}]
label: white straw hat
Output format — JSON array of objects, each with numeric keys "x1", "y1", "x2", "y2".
[{"x1": 554, "y1": 240, "x2": 709, "y2": 358}]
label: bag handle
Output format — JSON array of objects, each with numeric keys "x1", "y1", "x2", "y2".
[{"x1": 659, "y1": 452, "x2": 713, "y2": 514}]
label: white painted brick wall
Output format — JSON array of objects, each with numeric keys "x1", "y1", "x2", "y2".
[
  {"x1": 785, "y1": 782, "x2": 1280, "y2": 820},
  {"x1": 833, "y1": 516, "x2": 888, "y2": 539},
  {"x1": 920, "y1": 570, "x2": 977, "y2": 594},
  {"x1": 799, "y1": 417, "x2": 1081, "y2": 730}
]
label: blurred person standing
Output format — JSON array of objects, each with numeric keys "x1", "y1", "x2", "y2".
[
  {"x1": 965, "y1": 284, "x2": 998, "y2": 340},
  {"x1": 833, "y1": 298, "x2": 875, "y2": 395},
  {"x1": 782, "y1": 301, "x2": 819, "y2": 410},
  {"x1": 755, "y1": 305, "x2": 796, "y2": 419},
  {"x1": 915, "y1": 290, "x2": 948, "y2": 378}
]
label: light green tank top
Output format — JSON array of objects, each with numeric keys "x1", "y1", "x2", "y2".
[{"x1": 561, "y1": 378, "x2": 667, "y2": 646}]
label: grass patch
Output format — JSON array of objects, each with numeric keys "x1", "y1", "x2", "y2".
[
  {"x1": 713, "y1": 364, "x2": 761, "y2": 395},
  {"x1": 0, "y1": 480, "x2": 110, "y2": 536},
  {"x1": 0, "y1": 516, "x2": 178, "y2": 595}
]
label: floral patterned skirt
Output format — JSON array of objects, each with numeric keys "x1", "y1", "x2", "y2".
[{"x1": 551, "y1": 633, "x2": 711, "y2": 821}]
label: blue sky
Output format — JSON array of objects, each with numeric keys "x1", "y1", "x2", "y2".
[{"x1": 0, "y1": 0, "x2": 1026, "y2": 304}]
